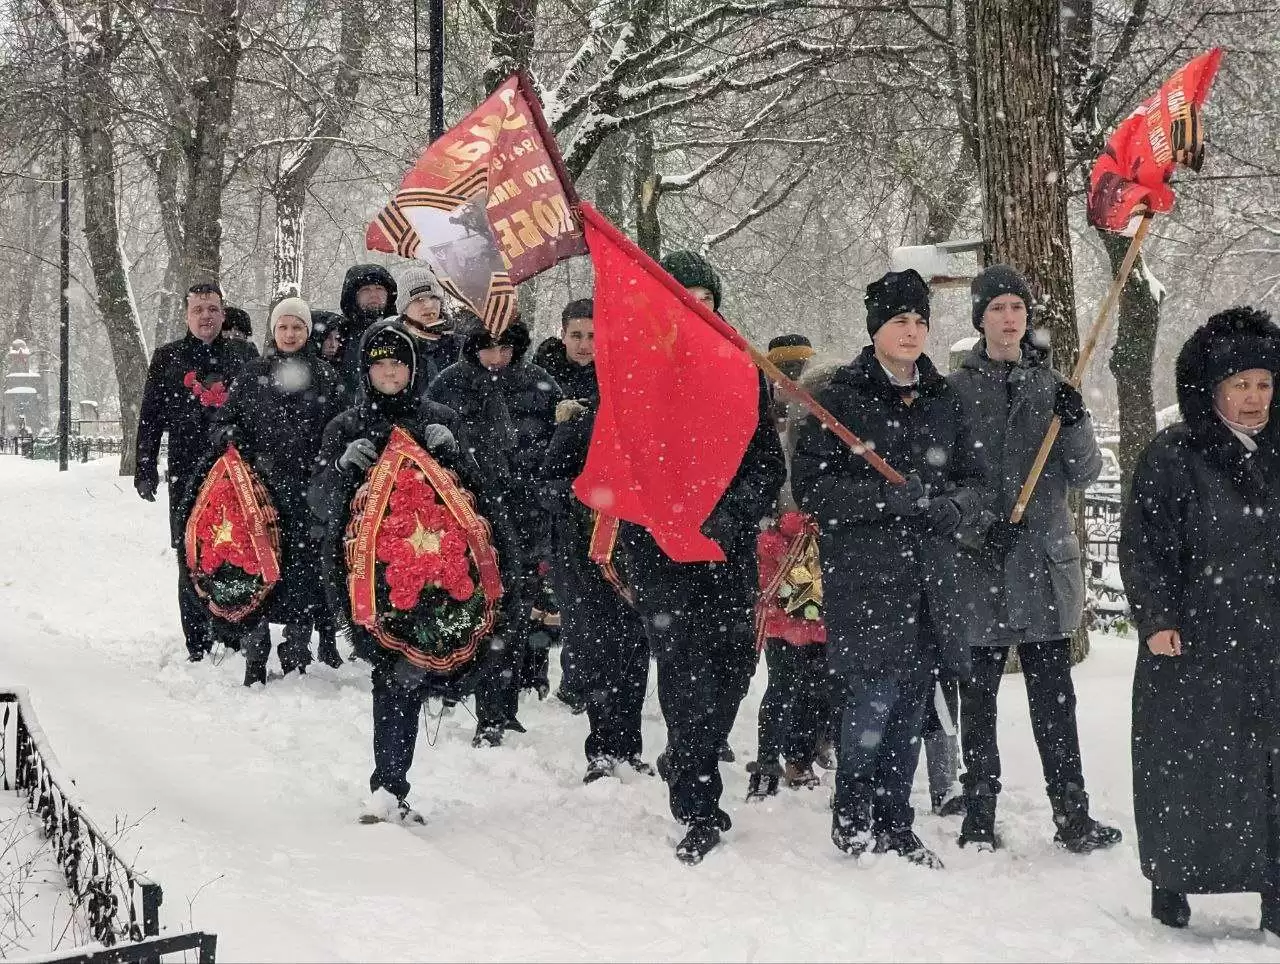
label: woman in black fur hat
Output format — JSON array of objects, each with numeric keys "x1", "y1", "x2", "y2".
[{"x1": 1120, "y1": 306, "x2": 1280, "y2": 934}]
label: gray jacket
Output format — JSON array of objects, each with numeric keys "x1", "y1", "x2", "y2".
[{"x1": 947, "y1": 341, "x2": 1102, "y2": 645}]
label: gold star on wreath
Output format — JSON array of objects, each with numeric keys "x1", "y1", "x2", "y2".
[
  {"x1": 211, "y1": 509, "x2": 236, "y2": 548},
  {"x1": 407, "y1": 517, "x2": 443, "y2": 556},
  {"x1": 782, "y1": 561, "x2": 823, "y2": 614}
]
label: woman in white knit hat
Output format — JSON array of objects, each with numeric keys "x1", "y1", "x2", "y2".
[{"x1": 213, "y1": 294, "x2": 346, "y2": 682}]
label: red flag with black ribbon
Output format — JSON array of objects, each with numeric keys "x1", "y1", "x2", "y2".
[
  {"x1": 1088, "y1": 48, "x2": 1223, "y2": 234},
  {"x1": 366, "y1": 71, "x2": 586, "y2": 334}
]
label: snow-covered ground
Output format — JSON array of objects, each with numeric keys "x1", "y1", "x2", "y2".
[{"x1": 0, "y1": 456, "x2": 1276, "y2": 962}]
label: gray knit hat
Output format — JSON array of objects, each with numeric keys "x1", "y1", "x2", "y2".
[{"x1": 395, "y1": 265, "x2": 446, "y2": 315}]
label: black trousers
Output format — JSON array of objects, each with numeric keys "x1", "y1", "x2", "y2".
[
  {"x1": 756, "y1": 641, "x2": 826, "y2": 767},
  {"x1": 370, "y1": 663, "x2": 430, "y2": 800},
  {"x1": 581, "y1": 592, "x2": 650, "y2": 763},
  {"x1": 960, "y1": 638, "x2": 1084, "y2": 795},
  {"x1": 177, "y1": 560, "x2": 211, "y2": 658},
  {"x1": 243, "y1": 621, "x2": 313, "y2": 671},
  {"x1": 625, "y1": 529, "x2": 756, "y2": 826}
]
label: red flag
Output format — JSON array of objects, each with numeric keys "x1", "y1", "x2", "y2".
[
  {"x1": 573, "y1": 204, "x2": 759, "y2": 563},
  {"x1": 1088, "y1": 48, "x2": 1223, "y2": 233},
  {"x1": 366, "y1": 72, "x2": 586, "y2": 334}
]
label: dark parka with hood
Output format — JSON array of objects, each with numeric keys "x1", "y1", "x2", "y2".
[
  {"x1": 1121, "y1": 306, "x2": 1280, "y2": 895},
  {"x1": 948, "y1": 339, "x2": 1102, "y2": 645},
  {"x1": 336, "y1": 264, "x2": 398, "y2": 402},
  {"x1": 535, "y1": 336, "x2": 597, "y2": 402},
  {"x1": 791, "y1": 346, "x2": 989, "y2": 683}
]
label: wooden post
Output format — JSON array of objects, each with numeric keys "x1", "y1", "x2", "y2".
[{"x1": 1010, "y1": 214, "x2": 1154, "y2": 522}]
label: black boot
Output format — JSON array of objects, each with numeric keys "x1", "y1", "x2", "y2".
[
  {"x1": 316, "y1": 631, "x2": 344, "y2": 669},
  {"x1": 831, "y1": 783, "x2": 874, "y2": 856},
  {"x1": 1050, "y1": 783, "x2": 1122, "y2": 853},
  {"x1": 244, "y1": 660, "x2": 267, "y2": 687},
  {"x1": 958, "y1": 780, "x2": 999, "y2": 851},
  {"x1": 675, "y1": 822, "x2": 721, "y2": 865},
  {"x1": 746, "y1": 760, "x2": 782, "y2": 801},
  {"x1": 1152, "y1": 885, "x2": 1190, "y2": 929},
  {"x1": 1261, "y1": 890, "x2": 1280, "y2": 937}
]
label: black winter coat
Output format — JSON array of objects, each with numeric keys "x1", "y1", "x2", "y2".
[
  {"x1": 335, "y1": 264, "x2": 399, "y2": 403},
  {"x1": 308, "y1": 397, "x2": 522, "y2": 695},
  {"x1": 1121, "y1": 378, "x2": 1280, "y2": 893},
  {"x1": 211, "y1": 349, "x2": 342, "y2": 624},
  {"x1": 535, "y1": 336, "x2": 597, "y2": 401},
  {"x1": 135, "y1": 332, "x2": 256, "y2": 543},
  {"x1": 791, "y1": 347, "x2": 989, "y2": 682}
]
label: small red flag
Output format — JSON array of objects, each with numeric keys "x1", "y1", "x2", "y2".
[
  {"x1": 1088, "y1": 48, "x2": 1223, "y2": 233},
  {"x1": 573, "y1": 204, "x2": 759, "y2": 563},
  {"x1": 366, "y1": 72, "x2": 586, "y2": 333}
]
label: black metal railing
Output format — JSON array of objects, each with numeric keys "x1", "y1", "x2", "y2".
[
  {"x1": 27, "y1": 932, "x2": 218, "y2": 964},
  {"x1": 0, "y1": 688, "x2": 162, "y2": 949}
]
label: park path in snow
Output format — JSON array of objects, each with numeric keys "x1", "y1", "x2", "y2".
[{"x1": 0, "y1": 457, "x2": 1274, "y2": 962}]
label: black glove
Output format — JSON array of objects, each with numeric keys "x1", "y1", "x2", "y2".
[
  {"x1": 984, "y1": 518, "x2": 1027, "y2": 558},
  {"x1": 881, "y1": 473, "x2": 926, "y2": 517},
  {"x1": 210, "y1": 423, "x2": 239, "y2": 450},
  {"x1": 338, "y1": 437, "x2": 378, "y2": 474},
  {"x1": 135, "y1": 475, "x2": 158, "y2": 502},
  {"x1": 1053, "y1": 382, "x2": 1086, "y2": 426},
  {"x1": 420, "y1": 423, "x2": 457, "y2": 456},
  {"x1": 925, "y1": 496, "x2": 962, "y2": 535},
  {"x1": 702, "y1": 506, "x2": 740, "y2": 550}
]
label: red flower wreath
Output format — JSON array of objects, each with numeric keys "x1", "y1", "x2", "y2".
[
  {"x1": 375, "y1": 469, "x2": 476, "y2": 611},
  {"x1": 192, "y1": 477, "x2": 263, "y2": 576}
]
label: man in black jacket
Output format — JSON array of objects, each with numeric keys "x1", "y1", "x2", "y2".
[
  {"x1": 622, "y1": 250, "x2": 786, "y2": 864},
  {"x1": 335, "y1": 264, "x2": 398, "y2": 402},
  {"x1": 428, "y1": 314, "x2": 563, "y2": 744},
  {"x1": 135, "y1": 282, "x2": 255, "y2": 661}
]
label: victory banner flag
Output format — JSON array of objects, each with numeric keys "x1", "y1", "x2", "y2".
[
  {"x1": 1087, "y1": 48, "x2": 1223, "y2": 233},
  {"x1": 366, "y1": 72, "x2": 586, "y2": 334}
]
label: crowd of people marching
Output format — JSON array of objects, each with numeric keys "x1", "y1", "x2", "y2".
[{"x1": 131, "y1": 250, "x2": 1280, "y2": 934}]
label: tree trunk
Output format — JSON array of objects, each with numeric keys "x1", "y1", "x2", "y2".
[
  {"x1": 273, "y1": 178, "x2": 306, "y2": 300},
  {"x1": 633, "y1": 125, "x2": 661, "y2": 258},
  {"x1": 270, "y1": 0, "x2": 369, "y2": 300},
  {"x1": 485, "y1": 0, "x2": 539, "y2": 92},
  {"x1": 178, "y1": 0, "x2": 242, "y2": 286},
  {"x1": 76, "y1": 75, "x2": 149, "y2": 476},
  {"x1": 152, "y1": 143, "x2": 187, "y2": 345},
  {"x1": 971, "y1": 0, "x2": 1086, "y2": 662},
  {"x1": 594, "y1": 132, "x2": 630, "y2": 229},
  {"x1": 971, "y1": 0, "x2": 1079, "y2": 372},
  {"x1": 1102, "y1": 230, "x2": 1162, "y2": 490}
]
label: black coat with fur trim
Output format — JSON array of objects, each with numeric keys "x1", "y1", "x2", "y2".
[
  {"x1": 791, "y1": 346, "x2": 989, "y2": 682},
  {"x1": 1120, "y1": 307, "x2": 1280, "y2": 894}
]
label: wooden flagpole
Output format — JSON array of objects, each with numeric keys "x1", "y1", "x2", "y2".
[{"x1": 1009, "y1": 213, "x2": 1154, "y2": 523}]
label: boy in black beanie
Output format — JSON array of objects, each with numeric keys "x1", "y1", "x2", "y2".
[{"x1": 792, "y1": 269, "x2": 989, "y2": 868}]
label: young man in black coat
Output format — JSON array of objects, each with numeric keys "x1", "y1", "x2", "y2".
[
  {"x1": 212, "y1": 297, "x2": 344, "y2": 683},
  {"x1": 542, "y1": 396, "x2": 654, "y2": 783},
  {"x1": 309, "y1": 319, "x2": 522, "y2": 825},
  {"x1": 135, "y1": 282, "x2": 255, "y2": 661},
  {"x1": 335, "y1": 263, "x2": 398, "y2": 402},
  {"x1": 622, "y1": 250, "x2": 787, "y2": 864},
  {"x1": 534, "y1": 299, "x2": 598, "y2": 403},
  {"x1": 427, "y1": 313, "x2": 563, "y2": 744},
  {"x1": 792, "y1": 269, "x2": 988, "y2": 869}
]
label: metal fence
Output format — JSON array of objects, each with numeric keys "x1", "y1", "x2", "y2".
[
  {"x1": 0, "y1": 688, "x2": 162, "y2": 948},
  {"x1": 2, "y1": 436, "x2": 125, "y2": 460}
]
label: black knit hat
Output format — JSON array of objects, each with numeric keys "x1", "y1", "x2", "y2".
[
  {"x1": 661, "y1": 250, "x2": 722, "y2": 310},
  {"x1": 222, "y1": 305, "x2": 252, "y2": 337},
  {"x1": 362, "y1": 322, "x2": 417, "y2": 381},
  {"x1": 971, "y1": 264, "x2": 1033, "y2": 330},
  {"x1": 865, "y1": 270, "x2": 930, "y2": 336}
]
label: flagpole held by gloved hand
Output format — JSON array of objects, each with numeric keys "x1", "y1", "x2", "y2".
[{"x1": 1009, "y1": 214, "x2": 1153, "y2": 523}]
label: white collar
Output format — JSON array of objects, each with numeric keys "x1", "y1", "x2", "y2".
[{"x1": 879, "y1": 360, "x2": 919, "y2": 388}]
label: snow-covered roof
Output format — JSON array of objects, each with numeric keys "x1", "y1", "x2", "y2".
[
  {"x1": 950, "y1": 336, "x2": 979, "y2": 353},
  {"x1": 4, "y1": 386, "x2": 37, "y2": 395}
]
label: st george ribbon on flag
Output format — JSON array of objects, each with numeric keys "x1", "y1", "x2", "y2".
[{"x1": 366, "y1": 72, "x2": 586, "y2": 335}]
